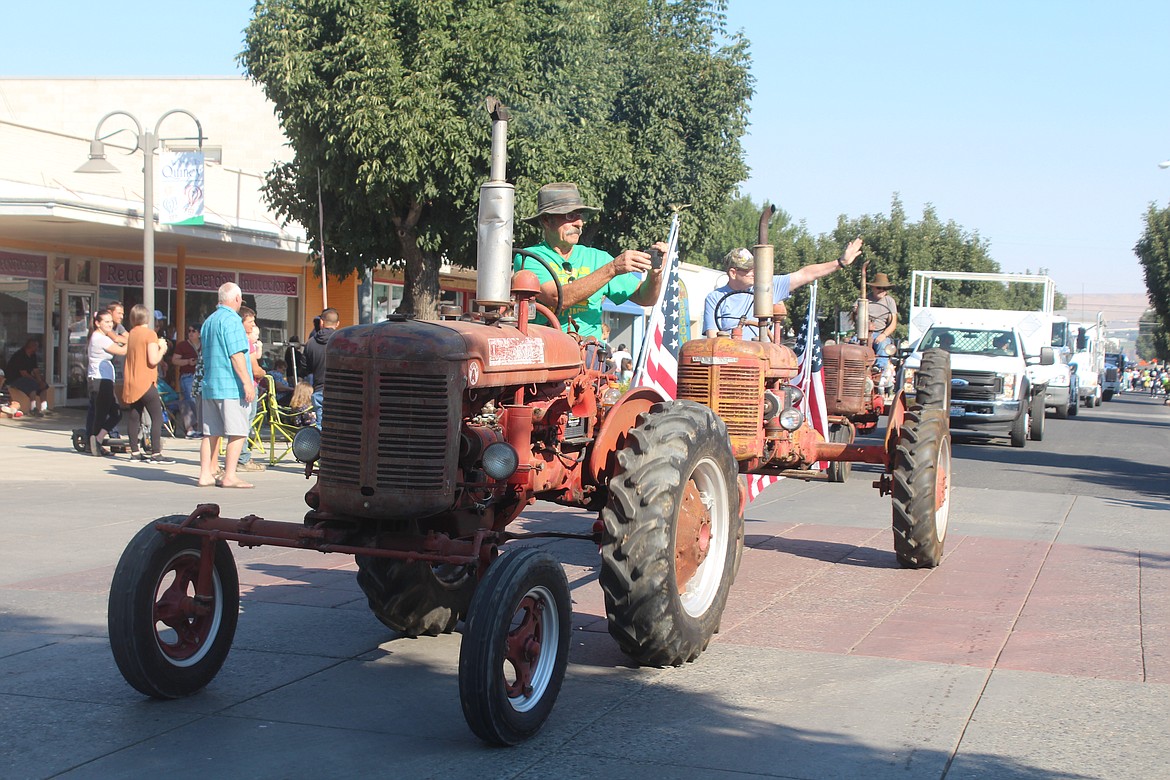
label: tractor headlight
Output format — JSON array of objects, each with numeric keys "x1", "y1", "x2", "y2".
[
  {"x1": 483, "y1": 441, "x2": 520, "y2": 480},
  {"x1": 788, "y1": 385, "x2": 804, "y2": 407},
  {"x1": 902, "y1": 367, "x2": 917, "y2": 396},
  {"x1": 601, "y1": 386, "x2": 622, "y2": 409},
  {"x1": 292, "y1": 426, "x2": 321, "y2": 463},
  {"x1": 779, "y1": 407, "x2": 804, "y2": 431}
]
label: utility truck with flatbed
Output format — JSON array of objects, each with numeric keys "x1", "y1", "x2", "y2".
[{"x1": 902, "y1": 271, "x2": 1059, "y2": 446}]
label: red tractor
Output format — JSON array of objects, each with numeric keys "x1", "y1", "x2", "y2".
[{"x1": 106, "y1": 100, "x2": 951, "y2": 747}]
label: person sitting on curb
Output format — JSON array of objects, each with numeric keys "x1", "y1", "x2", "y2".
[{"x1": 4, "y1": 338, "x2": 52, "y2": 416}]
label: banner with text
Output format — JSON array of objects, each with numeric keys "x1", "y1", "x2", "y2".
[{"x1": 159, "y1": 151, "x2": 205, "y2": 226}]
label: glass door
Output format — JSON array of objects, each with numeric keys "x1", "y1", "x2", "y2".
[{"x1": 57, "y1": 288, "x2": 96, "y2": 404}]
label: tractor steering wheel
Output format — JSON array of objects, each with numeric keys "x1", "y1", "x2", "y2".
[
  {"x1": 713, "y1": 289, "x2": 759, "y2": 332},
  {"x1": 513, "y1": 249, "x2": 564, "y2": 315}
]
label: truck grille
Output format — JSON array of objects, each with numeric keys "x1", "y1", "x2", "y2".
[{"x1": 952, "y1": 371, "x2": 1001, "y2": 402}]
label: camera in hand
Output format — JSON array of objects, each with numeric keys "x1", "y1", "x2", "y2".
[{"x1": 648, "y1": 248, "x2": 663, "y2": 269}]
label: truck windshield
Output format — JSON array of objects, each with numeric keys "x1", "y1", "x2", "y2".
[
  {"x1": 1051, "y1": 321, "x2": 1071, "y2": 349},
  {"x1": 922, "y1": 327, "x2": 1018, "y2": 356}
]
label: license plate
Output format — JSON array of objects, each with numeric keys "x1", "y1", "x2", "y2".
[{"x1": 949, "y1": 404, "x2": 964, "y2": 417}]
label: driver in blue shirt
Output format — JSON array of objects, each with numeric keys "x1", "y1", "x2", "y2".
[{"x1": 702, "y1": 238, "x2": 863, "y2": 339}]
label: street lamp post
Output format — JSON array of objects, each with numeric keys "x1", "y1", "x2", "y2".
[{"x1": 77, "y1": 110, "x2": 205, "y2": 315}]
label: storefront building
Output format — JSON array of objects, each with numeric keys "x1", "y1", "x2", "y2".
[
  {"x1": 1, "y1": 77, "x2": 723, "y2": 408},
  {"x1": 0, "y1": 77, "x2": 313, "y2": 406}
]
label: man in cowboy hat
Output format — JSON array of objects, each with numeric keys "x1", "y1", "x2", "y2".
[
  {"x1": 513, "y1": 182, "x2": 667, "y2": 340},
  {"x1": 701, "y1": 239, "x2": 864, "y2": 339},
  {"x1": 859, "y1": 271, "x2": 898, "y2": 368}
]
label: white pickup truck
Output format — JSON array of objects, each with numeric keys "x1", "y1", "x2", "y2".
[
  {"x1": 903, "y1": 321, "x2": 1054, "y2": 447},
  {"x1": 902, "y1": 272, "x2": 1061, "y2": 447}
]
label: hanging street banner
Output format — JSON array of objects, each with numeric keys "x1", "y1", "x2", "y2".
[{"x1": 159, "y1": 150, "x2": 205, "y2": 226}]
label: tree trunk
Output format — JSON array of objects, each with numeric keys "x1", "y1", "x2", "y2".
[{"x1": 394, "y1": 202, "x2": 441, "y2": 320}]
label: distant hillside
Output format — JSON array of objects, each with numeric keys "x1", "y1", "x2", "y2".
[{"x1": 1056, "y1": 293, "x2": 1150, "y2": 331}]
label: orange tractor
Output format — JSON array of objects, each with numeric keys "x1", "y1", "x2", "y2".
[{"x1": 106, "y1": 100, "x2": 951, "y2": 746}]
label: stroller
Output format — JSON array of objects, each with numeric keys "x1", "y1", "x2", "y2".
[
  {"x1": 157, "y1": 379, "x2": 184, "y2": 438},
  {"x1": 71, "y1": 379, "x2": 184, "y2": 453}
]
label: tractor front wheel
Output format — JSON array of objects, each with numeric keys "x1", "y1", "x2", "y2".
[
  {"x1": 355, "y1": 557, "x2": 476, "y2": 637},
  {"x1": 459, "y1": 548, "x2": 571, "y2": 746},
  {"x1": 600, "y1": 400, "x2": 742, "y2": 667},
  {"x1": 891, "y1": 409, "x2": 952, "y2": 569},
  {"x1": 825, "y1": 423, "x2": 852, "y2": 483},
  {"x1": 108, "y1": 516, "x2": 239, "y2": 698}
]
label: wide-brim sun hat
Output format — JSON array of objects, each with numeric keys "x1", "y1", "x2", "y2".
[
  {"x1": 522, "y1": 182, "x2": 601, "y2": 224},
  {"x1": 870, "y1": 272, "x2": 895, "y2": 288}
]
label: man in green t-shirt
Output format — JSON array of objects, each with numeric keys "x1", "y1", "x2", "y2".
[{"x1": 513, "y1": 182, "x2": 667, "y2": 340}]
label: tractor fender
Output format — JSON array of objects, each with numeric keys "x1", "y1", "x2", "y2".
[
  {"x1": 883, "y1": 390, "x2": 910, "y2": 471},
  {"x1": 586, "y1": 387, "x2": 667, "y2": 485}
]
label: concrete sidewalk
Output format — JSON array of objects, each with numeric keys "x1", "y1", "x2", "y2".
[{"x1": 2, "y1": 411, "x2": 1168, "y2": 779}]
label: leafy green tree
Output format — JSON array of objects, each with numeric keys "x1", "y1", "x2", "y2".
[
  {"x1": 780, "y1": 196, "x2": 999, "y2": 339},
  {"x1": 1136, "y1": 309, "x2": 1170, "y2": 361},
  {"x1": 686, "y1": 195, "x2": 803, "y2": 269},
  {"x1": 1135, "y1": 202, "x2": 1170, "y2": 357},
  {"x1": 241, "y1": 0, "x2": 752, "y2": 317}
]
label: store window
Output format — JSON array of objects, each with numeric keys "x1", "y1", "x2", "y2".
[
  {"x1": 373, "y1": 282, "x2": 403, "y2": 321},
  {"x1": 0, "y1": 251, "x2": 48, "y2": 374}
]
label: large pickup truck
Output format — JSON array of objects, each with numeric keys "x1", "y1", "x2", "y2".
[
  {"x1": 903, "y1": 320, "x2": 1054, "y2": 447},
  {"x1": 902, "y1": 271, "x2": 1059, "y2": 447},
  {"x1": 906, "y1": 271, "x2": 1076, "y2": 416}
]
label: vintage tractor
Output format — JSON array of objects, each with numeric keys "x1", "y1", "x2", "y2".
[
  {"x1": 105, "y1": 101, "x2": 951, "y2": 747},
  {"x1": 818, "y1": 262, "x2": 913, "y2": 483},
  {"x1": 107, "y1": 100, "x2": 742, "y2": 747},
  {"x1": 690, "y1": 211, "x2": 953, "y2": 563}
]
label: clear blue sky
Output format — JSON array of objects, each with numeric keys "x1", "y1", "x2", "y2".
[{"x1": 5, "y1": 0, "x2": 1168, "y2": 295}]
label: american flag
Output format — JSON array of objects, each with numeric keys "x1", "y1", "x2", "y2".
[
  {"x1": 632, "y1": 215, "x2": 683, "y2": 398},
  {"x1": 745, "y1": 282, "x2": 828, "y2": 500},
  {"x1": 793, "y1": 284, "x2": 829, "y2": 470}
]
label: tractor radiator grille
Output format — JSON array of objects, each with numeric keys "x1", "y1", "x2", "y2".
[
  {"x1": 374, "y1": 373, "x2": 450, "y2": 490},
  {"x1": 319, "y1": 368, "x2": 453, "y2": 491},
  {"x1": 951, "y1": 371, "x2": 1002, "y2": 402},
  {"x1": 823, "y1": 353, "x2": 869, "y2": 415},
  {"x1": 678, "y1": 363, "x2": 761, "y2": 438},
  {"x1": 319, "y1": 368, "x2": 364, "y2": 486}
]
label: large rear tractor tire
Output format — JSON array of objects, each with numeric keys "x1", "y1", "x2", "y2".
[
  {"x1": 913, "y1": 348, "x2": 952, "y2": 411},
  {"x1": 600, "y1": 400, "x2": 742, "y2": 667},
  {"x1": 891, "y1": 409, "x2": 952, "y2": 569},
  {"x1": 826, "y1": 423, "x2": 852, "y2": 483},
  {"x1": 355, "y1": 557, "x2": 476, "y2": 637},
  {"x1": 1028, "y1": 393, "x2": 1045, "y2": 441},
  {"x1": 459, "y1": 548, "x2": 571, "y2": 746},
  {"x1": 108, "y1": 516, "x2": 240, "y2": 698}
]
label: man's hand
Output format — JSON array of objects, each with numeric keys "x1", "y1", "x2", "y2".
[
  {"x1": 839, "y1": 237, "x2": 864, "y2": 266},
  {"x1": 613, "y1": 241, "x2": 669, "y2": 277},
  {"x1": 611, "y1": 249, "x2": 653, "y2": 276},
  {"x1": 244, "y1": 383, "x2": 256, "y2": 403}
]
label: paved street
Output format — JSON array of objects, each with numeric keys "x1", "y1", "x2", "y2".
[{"x1": 2, "y1": 396, "x2": 1169, "y2": 779}]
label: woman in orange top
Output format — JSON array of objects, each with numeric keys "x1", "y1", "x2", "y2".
[{"x1": 122, "y1": 304, "x2": 172, "y2": 463}]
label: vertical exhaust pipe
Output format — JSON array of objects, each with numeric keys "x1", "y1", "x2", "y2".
[
  {"x1": 476, "y1": 97, "x2": 515, "y2": 308},
  {"x1": 753, "y1": 203, "x2": 777, "y2": 335}
]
